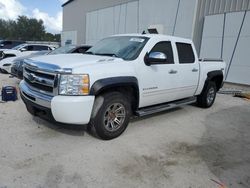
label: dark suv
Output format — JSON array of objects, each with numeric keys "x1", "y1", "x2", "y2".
[{"x1": 0, "y1": 40, "x2": 26, "y2": 49}]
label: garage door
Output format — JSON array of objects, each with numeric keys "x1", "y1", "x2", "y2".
[
  {"x1": 86, "y1": 1, "x2": 139, "y2": 45},
  {"x1": 200, "y1": 11, "x2": 250, "y2": 85}
]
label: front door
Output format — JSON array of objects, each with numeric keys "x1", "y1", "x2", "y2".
[{"x1": 137, "y1": 41, "x2": 181, "y2": 108}]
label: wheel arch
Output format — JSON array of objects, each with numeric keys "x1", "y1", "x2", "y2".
[
  {"x1": 90, "y1": 76, "x2": 139, "y2": 113},
  {"x1": 206, "y1": 70, "x2": 224, "y2": 91}
]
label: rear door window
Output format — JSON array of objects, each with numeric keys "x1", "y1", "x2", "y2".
[
  {"x1": 33, "y1": 45, "x2": 49, "y2": 51},
  {"x1": 27, "y1": 45, "x2": 34, "y2": 51},
  {"x1": 176, "y1": 43, "x2": 195, "y2": 64}
]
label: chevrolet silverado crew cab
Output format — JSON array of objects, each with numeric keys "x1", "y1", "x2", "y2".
[{"x1": 20, "y1": 34, "x2": 226, "y2": 140}]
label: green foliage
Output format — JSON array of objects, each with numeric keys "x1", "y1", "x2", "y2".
[{"x1": 0, "y1": 16, "x2": 60, "y2": 42}]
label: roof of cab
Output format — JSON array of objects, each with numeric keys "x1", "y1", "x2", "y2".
[{"x1": 111, "y1": 33, "x2": 193, "y2": 42}]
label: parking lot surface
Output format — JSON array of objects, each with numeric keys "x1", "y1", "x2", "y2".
[{"x1": 0, "y1": 73, "x2": 250, "y2": 188}]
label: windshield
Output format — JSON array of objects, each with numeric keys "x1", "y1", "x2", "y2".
[
  {"x1": 12, "y1": 44, "x2": 26, "y2": 50},
  {"x1": 48, "y1": 45, "x2": 76, "y2": 55},
  {"x1": 86, "y1": 36, "x2": 149, "y2": 60}
]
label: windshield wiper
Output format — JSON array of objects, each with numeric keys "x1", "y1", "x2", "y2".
[{"x1": 95, "y1": 53, "x2": 118, "y2": 57}]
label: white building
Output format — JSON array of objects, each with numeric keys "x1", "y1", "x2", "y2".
[{"x1": 62, "y1": 0, "x2": 250, "y2": 85}]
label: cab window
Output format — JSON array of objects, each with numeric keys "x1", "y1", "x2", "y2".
[
  {"x1": 33, "y1": 45, "x2": 49, "y2": 51},
  {"x1": 150, "y1": 41, "x2": 174, "y2": 64},
  {"x1": 27, "y1": 45, "x2": 34, "y2": 51},
  {"x1": 176, "y1": 42, "x2": 195, "y2": 64}
]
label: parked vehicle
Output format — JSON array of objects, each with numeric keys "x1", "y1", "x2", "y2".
[
  {"x1": 0, "y1": 44, "x2": 55, "y2": 60},
  {"x1": 0, "y1": 40, "x2": 26, "y2": 49},
  {"x1": 20, "y1": 34, "x2": 226, "y2": 140},
  {"x1": 0, "y1": 41, "x2": 26, "y2": 62},
  {"x1": 0, "y1": 57, "x2": 18, "y2": 73},
  {"x1": 9, "y1": 51, "x2": 50, "y2": 76},
  {"x1": 48, "y1": 45, "x2": 92, "y2": 55},
  {"x1": 10, "y1": 45, "x2": 91, "y2": 79}
]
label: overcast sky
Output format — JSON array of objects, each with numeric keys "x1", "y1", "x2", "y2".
[{"x1": 0, "y1": 0, "x2": 68, "y2": 34}]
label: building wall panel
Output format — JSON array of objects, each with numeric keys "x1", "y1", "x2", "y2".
[
  {"x1": 138, "y1": 0, "x2": 197, "y2": 38},
  {"x1": 61, "y1": 30, "x2": 77, "y2": 45},
  {"x1": 193, "y1": 0, "x2": 250, "y2": 55},
  {"x1": 125, "y1": 1, "x2": 139, "y2": 33},
  {"x1": 201, "y1": 10, "x2": 249, "y2": 84},
  {"x1": 227, "y1": 11, "x2": 250, "y2": 84},
  {"x1": 174, "y1": 0, "x2": 197, "y2": 38},
  {"x1": 63, "y1": 0, "x2": 135, "y2": 44},
  {"x1": 200, "y1": 14, "x2": 224, "y2": 58},
  {"x1": 86, "y1": 1, "x2": 138, "y2": 45},
  {"x1": 222, "y1": 12, "x2": 245, "y2": 71},
  {"x1": 138, "y1": 0, "x2": 179, "y2": 35}
]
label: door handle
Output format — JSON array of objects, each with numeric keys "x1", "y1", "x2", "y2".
[
  {"x1": 169, "y1": 70, "x2": 178, "y2": 74},
  {"x1": 192, "y1": 68, "x2": 198, "y2": 72}
]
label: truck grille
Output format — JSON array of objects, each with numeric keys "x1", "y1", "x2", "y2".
[{"x1": 23, "y1": 66, "x2": 57, "y2": 95}]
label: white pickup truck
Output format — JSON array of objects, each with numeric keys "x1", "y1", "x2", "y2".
[{"x1": 20, "y1": 34, "x2": 226, "y2": 140}]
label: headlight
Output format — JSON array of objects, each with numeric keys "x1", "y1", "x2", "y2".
[{"x1": 59, "y1": 74, "x2": 90, "y2": 95}]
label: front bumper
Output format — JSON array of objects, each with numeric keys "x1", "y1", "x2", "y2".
[{"x1": 20, "y1": 80, "x2": 95, "y2": 125}]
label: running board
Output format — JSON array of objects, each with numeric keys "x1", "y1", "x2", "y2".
[{"x1": 135, "y1": 97, "x2": 197, "y2": 117}]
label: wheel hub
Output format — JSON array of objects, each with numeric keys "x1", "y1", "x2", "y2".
[
  {"x1": 104, "y1": 103, "x2": 126, "y2": 132},
  {"x1": 207, "y1": 87, "x2": 215, "y2": 105}
]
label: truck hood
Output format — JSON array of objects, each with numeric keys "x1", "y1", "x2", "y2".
[{"x1": 29, "y1": 54, "x2": 122, "y2": 69}]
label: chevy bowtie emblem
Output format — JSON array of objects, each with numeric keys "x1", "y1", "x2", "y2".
[{"x1": 28, "y1": 73, "x2": 36, "y2": 83}]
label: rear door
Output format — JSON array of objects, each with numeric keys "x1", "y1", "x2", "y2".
[{"x1": 174, "y1": 42, "x2": 199, "y2": 98}]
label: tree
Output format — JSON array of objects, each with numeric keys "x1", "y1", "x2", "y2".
[
  {"x1": 0, "y1": 16, "x2": 60, "y2": 42},
  {"x1": 0, "y1": 19, "x2": 9, "y2": 39},
  {"x1": 14, "y1": 16, "x2": 46, "y2": 41}
]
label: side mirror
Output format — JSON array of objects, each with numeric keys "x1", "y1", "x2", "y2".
[
  {"x1": 144, "y1": 52, "x2": 167, "y2": 66},
  {"x1": 0, "y1": 44, "x2": 4, "y2": 47},
  {"x1": 20, "y1": 48, "x2": 27, "y2": 52}
]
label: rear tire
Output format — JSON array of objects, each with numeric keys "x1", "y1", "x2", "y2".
[
  {"x1": 90, "y1": 92, "x2": 131, "y2": 140},
  {"x1": 197, "y1": 81, "x2": 217, "y2": 108}
]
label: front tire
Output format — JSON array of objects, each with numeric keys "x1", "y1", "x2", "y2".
[
  {"x1": 90, "y1": 92, "x2": 131, "y2": 140},
  {"x1": 197, "y1": 81, "x2": 217, "y2": 108}
]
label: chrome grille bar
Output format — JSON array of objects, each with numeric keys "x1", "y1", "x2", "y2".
[
  {"x1": 23, "y1": 71, "x2": 54, "y2": 87},
  {"x1": 22, "y1": 59, "x2": 72, "y2": 96},
  {"x1": 23, "y1": 64, "x2": 57, "y2": 96}
]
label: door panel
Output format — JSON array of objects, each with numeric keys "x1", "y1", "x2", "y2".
[
  {"x1": 137, "y1": 41, "x2": 181, "y2": 108},
  {"x1": 175, "y1": 42, "x2": 199, "y2": 98},
  {"x1": 175, "y1": 63, "x2": 199, "y2": 99},
  {"x1": 139, "y1": 63, "x2": 181, "y2": 107}
]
